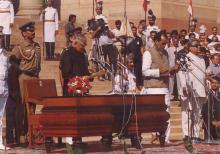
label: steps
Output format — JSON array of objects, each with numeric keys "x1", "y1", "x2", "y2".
[{"x1": 11, "y1": 18, "x2": 184, "y2": 141}]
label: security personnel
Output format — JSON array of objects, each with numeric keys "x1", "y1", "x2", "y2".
[
  {"x1": 144, "y1": 9, "x2": 160, "y2": 37},
  {"x1": 11, "y1": 22, "x2": 41, "y2": 136},
  {"x1": 40, "y1": 0, "x2": 58, "y2": 60},
  {"x1": 0, "y1": 0, "x2": 14, "y2": 51}
]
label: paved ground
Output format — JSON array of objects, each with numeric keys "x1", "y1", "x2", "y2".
[{"x1": 3, "y1": 137, "x2": 220, "y2": 154}]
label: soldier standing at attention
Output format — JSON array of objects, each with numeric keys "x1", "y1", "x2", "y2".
[
  {"x1": 0, "y1": 0, "x2": 14, "y2": 51},
  {"x1": 40, "y1": 0, "x2": 59, "y2": 60},
  {"x1": 65, "y1": 14, "x2": 76, "y2": 46},
  {"x1": 11, "y1": 22, "x2": 41, "y2": 137}
]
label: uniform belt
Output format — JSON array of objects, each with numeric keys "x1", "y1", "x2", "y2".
[
  {"x1": 45, "y1": 20, "x2": 55, "y2": 22},
  {"x1": 22, "y1": 71, "x2": 38, "y2": 77},
  {"x1": 0, "y1": 11, "x2": 10, "y2": 13}
]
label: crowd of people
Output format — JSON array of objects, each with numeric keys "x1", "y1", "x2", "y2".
[{"x1": 0, "y1": 0, "x2": 220, "y2": 150}]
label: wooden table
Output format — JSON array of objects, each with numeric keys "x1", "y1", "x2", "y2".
[{"x1": 38, "y1": 94, "x2": 169, "y2": 152}]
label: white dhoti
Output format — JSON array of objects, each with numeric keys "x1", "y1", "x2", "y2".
[
  {"x1": 181, "y1": 96, "x2": 205, "y2": 138},
  {"x1": 141, "y1": 88, "x2": 171, "y2": 142}
]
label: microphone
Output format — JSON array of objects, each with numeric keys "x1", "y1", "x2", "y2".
[{"x1": 90, "y1": 58, "x2": 112, "y2": 72}]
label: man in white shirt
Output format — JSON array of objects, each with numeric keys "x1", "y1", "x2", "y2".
[
  {"x1": 167, "y1": 37, "x2": 181, "y2": 100},
  {"x1": 40, "y1": 0, "x2": 59, "y2": 60},
  {"x1": 141, "y1": 32, "x2": 178, "y2": 144},
  {"x1": 179, "y1": 40, "x2": 206, "y2": 142},
  {"x1": 185, "y1": 25, "x2": 199, "y2": 40},
  {"x1": 114, "y1": 53, "x2": 136, "y2": 93},
  {"x1": 111, "y1": 20, "x2": 122, "y2": 56},
  {"x1": 92, "y1": 7, "x2": 117, "y2": 73},
  {"x1": 207, "y1": 53, "x2": 220, "y2": 76},
  {"x1": 0, "y1": 0, "x2": 14, "y2": 51},
  {"x1": 208, "y1": 26, "x2": 220, "y2": 41}
]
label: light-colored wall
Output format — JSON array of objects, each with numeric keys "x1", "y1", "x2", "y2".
[{"x1": 60, "y1": 0, "x2": 220, "y2": 28}]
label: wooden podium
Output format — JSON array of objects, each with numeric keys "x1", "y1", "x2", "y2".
[{"x1": 38, "y1": 95, "x2": 169, "y2": 152}]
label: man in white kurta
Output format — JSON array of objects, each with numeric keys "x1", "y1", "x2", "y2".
[
  {"x1": 0, "y1": 0, "x2": 14, "y2": 51},
  {"x1": 114, "y1": 54, "x2": 136, "y2": 94},
  {"x1": 166, "y1": 37, "x2": 182, "y2": 100},
  {"x1": 141, "y1": 32, "x2": 176, "y2": 144},
  {"x1": 40, "y1": 0, "x2": 58, "y2": 60},
  {"x1": 179, "y1": 40, "x2": 206, "y2": 141},
  {"x1": 0, "y1": 26, "x2": 10, "y2": 150}
]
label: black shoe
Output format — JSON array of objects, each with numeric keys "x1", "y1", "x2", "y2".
[
  {"x1": 191, "y1": 137, "x2": 202, "y2": 144},
  {"x1": 183, "y1": 136, "x2": 194, "y2": 153},
  {"x1": 130, "y1": 136, "x2": 142, "y2": 149}
]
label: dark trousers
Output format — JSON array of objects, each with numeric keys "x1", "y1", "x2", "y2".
[
  {"x1": 45, "y1": 42, "x2": 55, "y2": 59},
  {"x1": 6, "y1": 97, "x2": 23, "y2": 144},
  {"x1": 134, "y1": 61, "x2": 143, "y2": 87},
  {"x1": 101, "y1": 44, "x2": 118, "y2": 72},
  {"x1": 3, "y1": 35, "x2": 10, "y2": 51}
]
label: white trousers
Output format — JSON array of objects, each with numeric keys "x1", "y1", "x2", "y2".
[
  {"x1": 181, "y1": 96, "x2": 205, "y2": 138},
  {"x1": 169, "y1": 77, "x2": 174, "y2": 100},
  {"x1": 141, "y1": 88, "x2": 171, "y2": 142},
  {"x1": 0, "y1": 96, "x2": 7, "y2": 144}
]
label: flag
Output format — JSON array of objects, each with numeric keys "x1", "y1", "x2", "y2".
[
  {"x1": 187, "y1": 0, "x2": 193, "y2": 16},
  {"x1": 143, "y1": 0, "x2": 148, "y2": 12}
]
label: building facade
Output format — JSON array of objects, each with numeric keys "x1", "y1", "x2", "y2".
[{"x1": 16, "y1": 0, "x2": 220, "y2": 30}]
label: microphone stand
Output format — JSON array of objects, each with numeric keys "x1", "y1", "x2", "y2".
[
  {"x1": 180, "y1": 54, "x2": 216, "y2": 144},
  {"x1": 42, "y1": 1, "x2": 46, "y2": 59}
]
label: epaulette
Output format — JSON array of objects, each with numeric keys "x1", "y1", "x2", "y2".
[
  {"x1": 60, "y1": 46, "x2": 70, "y2": 55},
  {"x1": 34, "y1": 42, "x2": 41, "y2": 49}
]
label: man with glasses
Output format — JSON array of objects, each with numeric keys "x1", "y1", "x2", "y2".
[
  {"x1": 11, "y1": 22, "x2": 41, "y2": 138},
  {"x1": 180, "y1": 40, "x2": 206, "y2": 143},
  {"x1": 60, "y1": 33, "x2": 91, "y2": 146},
  {"x1": 60, "y1": 33, "x2": 90, "y2": 97}
]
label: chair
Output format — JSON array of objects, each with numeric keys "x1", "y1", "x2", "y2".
[{"x1": 23, "y1": 79, "x2": 57, "y2": 148}]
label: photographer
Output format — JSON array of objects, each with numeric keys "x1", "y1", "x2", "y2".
[{"x1": 91, "y1": 7, "x2": 117, "y2": 74}]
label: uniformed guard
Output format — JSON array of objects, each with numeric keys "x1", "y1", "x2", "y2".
[
  {"x1": 0, "y1": 0, "x2": 14, "y2": 51},
  {"x1": 143, "y1": 9, "x2": 160, "y2": 37},
  {"x1": 40, "y1": 0, "x2": 59, "y2": 60},
  {"x1": 11, "y1": 22, "x2": 41, "y2": 137},
  {"x1": 0, "y1": 26, "x2": 10, "y2": 150}
]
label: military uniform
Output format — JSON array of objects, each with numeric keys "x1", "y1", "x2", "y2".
[
  {"x1": 11, "y1": 40, "x2": 41, "y2": 102},
  {"x1": 40, "y1": 5, "x2": 58, "y2": 59},
  {"x1": 10, "y1": 22, "x2": 41, "y2": 136},
  {"x1": 0, "y1": 0, "x2": 14, "y2": 51}
]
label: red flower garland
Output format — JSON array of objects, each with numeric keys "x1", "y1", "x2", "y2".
[{"x1": 67, "y1": 76, "x2": 92, "y2": 94}]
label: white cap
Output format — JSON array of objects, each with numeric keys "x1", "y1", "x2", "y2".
[{"x1": 199, "y1": 25, "x2": 207, "y2": 34}]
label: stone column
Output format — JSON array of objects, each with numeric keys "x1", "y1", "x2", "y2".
[{"x1": 17, "y1": 0, "x2": 44, "y2": 18}]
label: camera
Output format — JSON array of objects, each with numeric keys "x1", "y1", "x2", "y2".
[{"x1": 87, "y1": 18, "x2": 108, "y2": 32}]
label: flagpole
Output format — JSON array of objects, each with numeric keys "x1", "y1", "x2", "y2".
[
  {"x1": 188, "y1": 15, "x2": 191, "y2": 32},
  {"x1": 93, "y1": 0, "x2": 95, "y2": 16},
  {"x1": 145, "y1": 10, "x2": 147, "y2": 22},
  {"x1": 124, "y1": 0, "x2": 127, "y2": 63}
]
